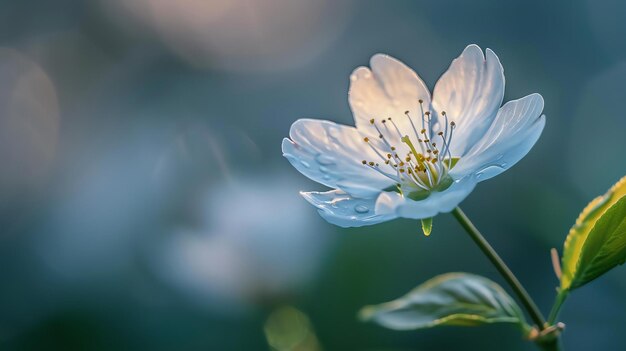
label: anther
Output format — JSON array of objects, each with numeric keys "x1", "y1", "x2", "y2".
[
  {"x1": 441, "y1": 111, "x2": 446, "y2": 116},
  {"x1": 362, "y1": 160, "x2": 367, "y2": 164},
  {"x1": 368, "y1": 161, "x2": 375, "y2": 166},
  {"x1": 363, "y1": 137, "x2": 369, "y2": 142},
  {"x1": 369, "y1": 118, "x2": 375, "y2": 124},
  {"x1": 425, "y1": 111, "x2": 430, "y2": 116},
  {"x1": 404, "y1": 110, "x2": 409, "y2": 115},
  {"x1": 418, "y1": 99, "x2": 423, "y2": 104}
]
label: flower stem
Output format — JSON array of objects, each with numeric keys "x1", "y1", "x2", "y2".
[
  {"x1": 547, "y1": 290, "x2": 568, "y2": 325},
  {"x1": 537, "y1": 338, "x2": 562, "y2": 351},
  {"x1": 451, "y1": 207, "x2": 547, "y2": 329}
]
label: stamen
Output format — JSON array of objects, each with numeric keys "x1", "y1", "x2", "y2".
[
  {"x1": 405, "y1": 110, "x2": 422, "y2": 144},
  {"x1": 358, "y1": 106, "x2": 458, "y2": 194},
  {"x1": 364, "y1": 162, "x2": 401, "y2": 183},
  {"x1": 387, "y1": 118, "x2": 406, "y2": 142}
]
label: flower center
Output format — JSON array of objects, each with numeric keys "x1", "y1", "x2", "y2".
[{"x1": 360, "y1": 100, "x2": 458, "y2": 200}]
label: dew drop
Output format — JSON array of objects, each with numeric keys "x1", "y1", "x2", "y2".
[
  {"x1": 354, "y1": 204, "x2": 369, "y2": 214},
  {"x1": 328, "y1": 127, "x2": 340, "y2": 138},
  {"x1": 319, "y1": 166, "x2": 329, "y2": 173},
  {"x1": 300, "y1": 160, "x2": 311, "y2": 168},
  {"x1": 475, "y1": 165, "x2": 505, "y2": 179},
  {"x1": 323, "y1": 174, "x2": 331, "y2": 180},
  {"x1": 316, "y1": 154, "x2": 336, "y2": 165}
]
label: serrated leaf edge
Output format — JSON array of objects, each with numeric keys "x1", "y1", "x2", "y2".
[{"x1": 561, "y1": 176, "x2": 626, "y2": 290}]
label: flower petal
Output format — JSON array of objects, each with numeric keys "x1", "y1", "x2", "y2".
[
  {"x1": 432, "y1": 45, "x2": 505, "y2": 155},
  {"x1": 450, "y1": 93, "x2": 545, "y2": 182},
  {"x1": 349, "y1": 54, "x2": 431, "y2": 147},
  {"x1": 282, "y1": 119, "x2": 394, "y2": 197},
  {"x1": 376, "y1": 178, "x2": 477, "y2": 220},
  {"x1": 301, "y1": 190, "x2": 397, "y2": 227}
]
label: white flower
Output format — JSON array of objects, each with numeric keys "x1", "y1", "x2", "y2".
[{"x1": 282, "y1": 45, "x2": 545, "y2": 228}]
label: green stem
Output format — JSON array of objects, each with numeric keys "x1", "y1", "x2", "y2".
[
  {"x1": 547, "y1": 290, "x2": 568, "y2": 325},
  {"x1": 451, "y1": 207, "x2": 547, "y2": 329},
  {"x1": 537, "y1": 338, "x2": 562, "y2": 351}
]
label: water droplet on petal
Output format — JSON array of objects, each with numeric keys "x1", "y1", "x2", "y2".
[
  {"x1": 475, "y1": 165, "x2": 505, "y2": 180},
  {"x1": 300, "y1": 160, "x2": 311, "y2": 168},
  {"x1": 319, "y1": 166, "x2": 329, "y2": 173},
  {"x1": 354, "y1": 204, "x2": 369, "y2": 214},
  {"x1": 323, "y1": 175, "x2": 331, "y2": 180},
  {"x1": 316, "y1": 154, "x2": 336, "y2": 165},
  {"x1": 328, "y1": 127, "x2": 340, "y2": 138}
]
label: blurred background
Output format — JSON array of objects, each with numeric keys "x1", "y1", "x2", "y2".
[{"x1": 0, "y1": 0, "x2": 624, "y2": 350}]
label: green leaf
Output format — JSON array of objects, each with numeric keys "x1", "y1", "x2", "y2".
[
  {"x1": 359, "y1": 273, "x2": 526, "y2": 330},
  {"x1": 562, "y1": 195, "x2": 626, "y2": 290},
  {"x1": 561, "y1": 176, "x2": 626, "y2": 291}
]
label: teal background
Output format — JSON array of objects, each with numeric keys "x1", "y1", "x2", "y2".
[{"x1": 1, "y1": 0, "x2": 625, "y2": 350}]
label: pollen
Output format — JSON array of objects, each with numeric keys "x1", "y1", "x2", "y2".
[{"x1": 357, "y1": 106, "x2": 458, "y2": 194}]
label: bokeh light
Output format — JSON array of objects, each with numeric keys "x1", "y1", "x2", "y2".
[
  {"x1": 0, "y1": 47, "x2": 59, "y2": 205},
  {"x1": 101, "y1": 0, "x2": 353, "y2": 72}
]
